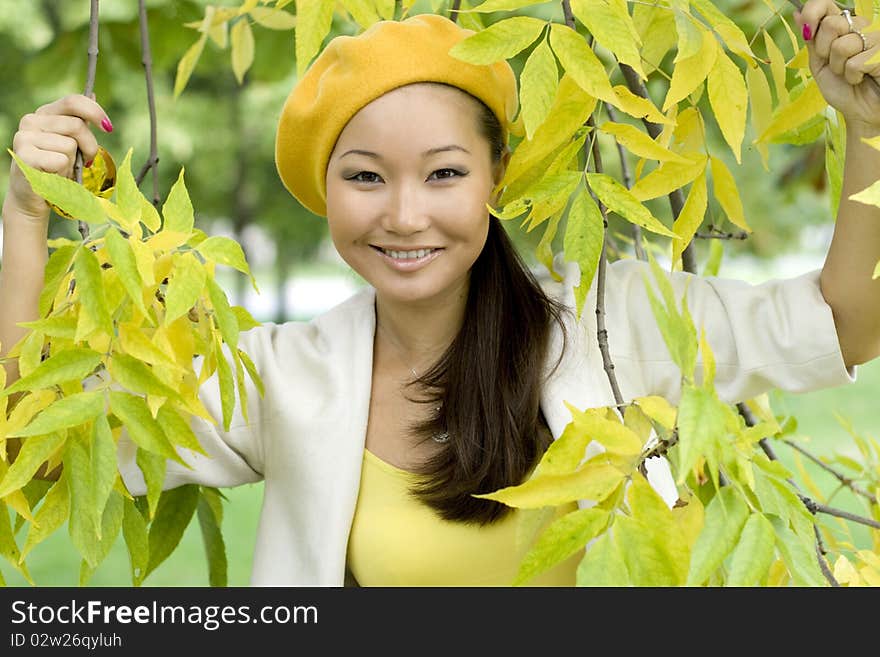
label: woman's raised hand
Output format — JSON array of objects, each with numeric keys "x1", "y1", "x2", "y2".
[
  {"x1": 795, "y1": 0, "x2": 880, "y2": 131},
  {"x1": 6, "y1": 93, "x2": 112, "y2": 223}
]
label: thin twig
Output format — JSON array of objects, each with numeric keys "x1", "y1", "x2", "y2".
[
  {"x1": 561, "y1": 0, "x2": 626, "y2": 412},
  {"x1": 76, "y1": 0, "x2": 100, "y2": 241},
  {"x1": 782, "y1": 438, "x2": 876, "y2": 501},
  {"x1": 135, "y1": 0, "x2": 160, "y2": 207}
]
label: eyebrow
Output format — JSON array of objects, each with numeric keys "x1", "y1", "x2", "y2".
[{"x1": 339, "y1": 145, "x2": 471, "y2": 160}]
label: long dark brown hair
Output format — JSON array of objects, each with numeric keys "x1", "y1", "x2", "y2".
[{"x1": 406, "y1": 83, "x2": 571, "y2": 525}]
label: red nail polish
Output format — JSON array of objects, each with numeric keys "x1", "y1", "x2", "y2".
[
  {"x1": 802, "y1": 23, "x2": 812, "y2": 41},
  {"x1": 84, "y1": 159, "x2": 93, "y2": 168},
  {"x1": 101, "y1": 117, "x2": 113, "y2": 132}
]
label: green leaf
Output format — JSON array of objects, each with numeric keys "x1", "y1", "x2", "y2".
[
  {"x1": 74, "y1": 246, "x2": 114, "y2": 340},
  {"x1": 207, "y1": 277, "x2": 240, "y2": 351},
  {"x1": 104, "y1": 226, "x2": 148, "y2": 316},
  {"x1": 38, "y1": 244, "x2": 78, "y2": 317},
  {"x1": 0, "y1": 432, "x2": 66, "y2": 499},
  {"x1": 197, "y1": 235, "x2": 258, "y2": 292},
  {"x1": 144, "y1": 485, "x2": 200, "y2": 581},
  {"x1": 136, "y1": 448, "x2": 166, "y2": 521},
  {"x1": 91, "y1": 414, "x2": 118, "y2": 524},
  {"x1": 109, "y1": 391, "x2": 185, "y2": 465},
  {"x1": 514, "y1": 508, "x2": 609, "y2": 586},
  {"x1": 232, "y1": 306, "x2": 261, "y2": 331},
  {"x1": 614, "y1": 514, "x2": 683, "y2": 585},
  {"x1": 19, "y1": 315, "x2": 78, "y2": 340},
  {"x1": 108, "y1": 353, "x2": 182, "y2": 400},
  {"x1": 686, "y1": 486, "x2": 749, "y2": 585},
  {"x1": 79, "y1": 490, "x2": 124, "y2": 586},
  {"x1": 65, "y1": 433, "x2": 99, "y2": 567},
  {"x1": 163, "y1": 252, "x2": 207, "y2": 326},
  {"x1": 214, "y1": 334, "x2": 236, "y2": 432},
  {"x1": 576, "y1": 530, "x2": 630, "y2": 585},
  {"x1": 155, "y1": 403, "x2": 208, "y2": 456},
  {"x1": 197, "y1": 494, "x2": 228, "y2": 587},
  {"x1": 563, "y1": 187, "x2": 604, "y2": 319},
  {"x1": 162, "y1": 168, "x2": 195, "y2": 235},
  {"x1": 448, "y1": 16, "x2": 546, "y2": 64},
  {"x1": 294, "y1": 0, "x2": 334, "y2": 77},
  {"x1": 8, "y1": 150, "x2": 106, "y2": 224},
  {"x1": 8, "y1": 391, "x2": 104, "y2": 437},
  {"x1": 570, "y1": 0, "x2": 645, "y2": 79},
  {"x1": 769, "y1": 515, "x2": 827, "y2": 586},
  {"x1": 0, "y1": 500, "x2": 33, "y2": 584},
  {"x1": 519, "y1": 37, "x2": 558, "y2": 141},
  {"x1": 21, "y1": 475, "x2": 70, "y2": 560},
  {"x1": 237, "y1": 348, "x2": 265, "y2": 398},
  {"x1": 727, "y1": 513, "x2": 776, "y2": 586},
  {"x1": 676, "y1": 385, "x2": 728, "y2": 486},
  {"x1": 122, "y1": 496, "x2": 150, "y2": 586}
]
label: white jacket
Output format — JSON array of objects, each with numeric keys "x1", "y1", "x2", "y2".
[{"x1": 117, "y1": 259, "x2": 855, "y2": 586}]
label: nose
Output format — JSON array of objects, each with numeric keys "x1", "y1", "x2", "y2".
[{"x1": 381, "y1": 180, "x2": 430, "y2": 235}]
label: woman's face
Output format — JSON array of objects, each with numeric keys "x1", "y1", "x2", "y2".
[{"x1": 325, "y1": 83, "x2": 507, "y2": 307}]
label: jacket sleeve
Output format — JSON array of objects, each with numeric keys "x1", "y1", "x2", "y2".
[
  {"x1": 586, "y1": 258, "x2": 857, "y2": 405},
  {"x1": 113, "y1": 324, "x2": 277, "y2": 496}
]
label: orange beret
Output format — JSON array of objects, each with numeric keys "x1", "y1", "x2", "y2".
[{"x1": 274, "y1": 13, "x2": 519, "y2": 218}]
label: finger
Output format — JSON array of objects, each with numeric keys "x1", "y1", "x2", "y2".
[
  {"x1": 843, "y1": 43, "x2": 880, "y2": 86},
  {"x1": 10, "y1": 140, "x2": 72, "y2": 177},
  {"x1": 18, "y1": 114, "x2": 100, "y2": 163},
  {"x1": 34, "y1": 93, "x2": 112, "y2": 133},
  {"x1": 814, "y1": 13, "x2": 852, "y2": 61},
  {"x1": 829, "y1": 30, "x2": 867, "y2": 76},
  {"x1": 798, "y1": 0, "x2": 846, "y2": 46}
]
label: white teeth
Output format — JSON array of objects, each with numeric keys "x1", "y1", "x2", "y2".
[{"x1": 380, "y1": 247, "x2": 435, "y2": 259}]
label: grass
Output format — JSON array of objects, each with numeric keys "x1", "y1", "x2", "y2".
[{"x1": 2, "y1": 359, "x2": 878, "y2": 588}]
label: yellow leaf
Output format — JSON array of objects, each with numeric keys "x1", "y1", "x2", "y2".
[
  {"x1": 249, "y1": 6, "x2": 296, "y2": 29},
  {"x1": 707, "y1": 50, "x2": 747, "y2": 163},
  {"x1": 610, "y1": 85, "x2": 672, "y2": 125},
  {"x1": 340, "y1": 0, "x2": 380, "y2": 30},
  {"x1": 448, "y1": 15, "x2": 546, "y2": 64},
  {"x1": 163, "y1": 252, "x2": 207, "y2": 326},
  {"x1": 630, "y1": 153, "x2": 707, "y2": 202},
  {"x1": 756, "y1": 80, "x2": 827, "y2": 143},
  {"x1": 690, "y1": 0, "x2": 756, "y2": 63},
  {"x1": 174, "y1": 34, "x2": 207, "y2": 98},
  {"x1": 633, "y1": 2, "x2": 677, "y2": 75},
  {"x1": 849, "y1": 180, "x2": 880, "y2": 207},
  {"x1": 570, "y1": 0, "x2": 645, "y2": 80},
  {"x1": 763, "y1": 30, "x2": 790, "y2": 105},
  {"x1": 634, "y1": 395, "x2": 677, "y2": 430},
  {"x1": 567, "y1": 403, "x2": 644, "y2": 455},
  {"x1": 599, "y1": 122, "x2": 692, "y2": 163},
  {"x1": 548, "y1": 24, "x2": 614, "y2": 103},
  {"x1": 672, "y1": 167, "x2": 708, "y2": 267},
  {"x1": 709, "y1": 156, "x2": 751, "y2": 232},
  {"x1": 586, "y1": 173, "x2": 678, "y2": 238},
  {"x1": 672, "y1": 4, "x2": 704, "y2": 63},
  {"x1": 745, "y1": 62, "x2": 772, "y2": 169},
  {"x1": 475, "y1": 461, "x2": 626, "y2": 508},
  {"x1": 664, "y1": 30, "x2": 718, "y2": 111},
  {"x1": 231, "y1": 18, "x2": 255, "y2": 84},
  {"x1": 498, "y1": 74, "x2": 596, "y2": 193}
]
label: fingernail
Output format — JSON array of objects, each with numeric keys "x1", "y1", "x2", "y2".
[
  {"x1": 802, "y1": 23, "x2": 812, "y2": 41},
  {"x1": 101, "y1": 117, "x2": 113, "y2": 132},
  {"x1": 84, "y1": 159, "x2": 93, "y2": 168}
]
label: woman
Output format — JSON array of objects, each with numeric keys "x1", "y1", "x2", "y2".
[{"x1": 1, "y1": 1, "x2": 878, "y2": 586}]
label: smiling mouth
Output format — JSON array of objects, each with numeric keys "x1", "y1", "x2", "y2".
[{"x1": 370, "y1": 246, "x2": 442, "y2": 259}]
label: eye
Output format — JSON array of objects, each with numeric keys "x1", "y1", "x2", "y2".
[
  {"x1": 348, "y1": 171, "x2": 382, "y2": 184},
  {"x1": 429, "y1": 168, "x2": 467, "y2": 181}
]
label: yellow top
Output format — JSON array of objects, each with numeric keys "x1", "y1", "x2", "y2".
[{"x1": 346, "y1": 448, "x2": 582, "y2": 586}]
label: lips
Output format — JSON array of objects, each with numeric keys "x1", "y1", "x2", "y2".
[{"x1": 370, "y1": 245, "x2": 443, "y2": 271}]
